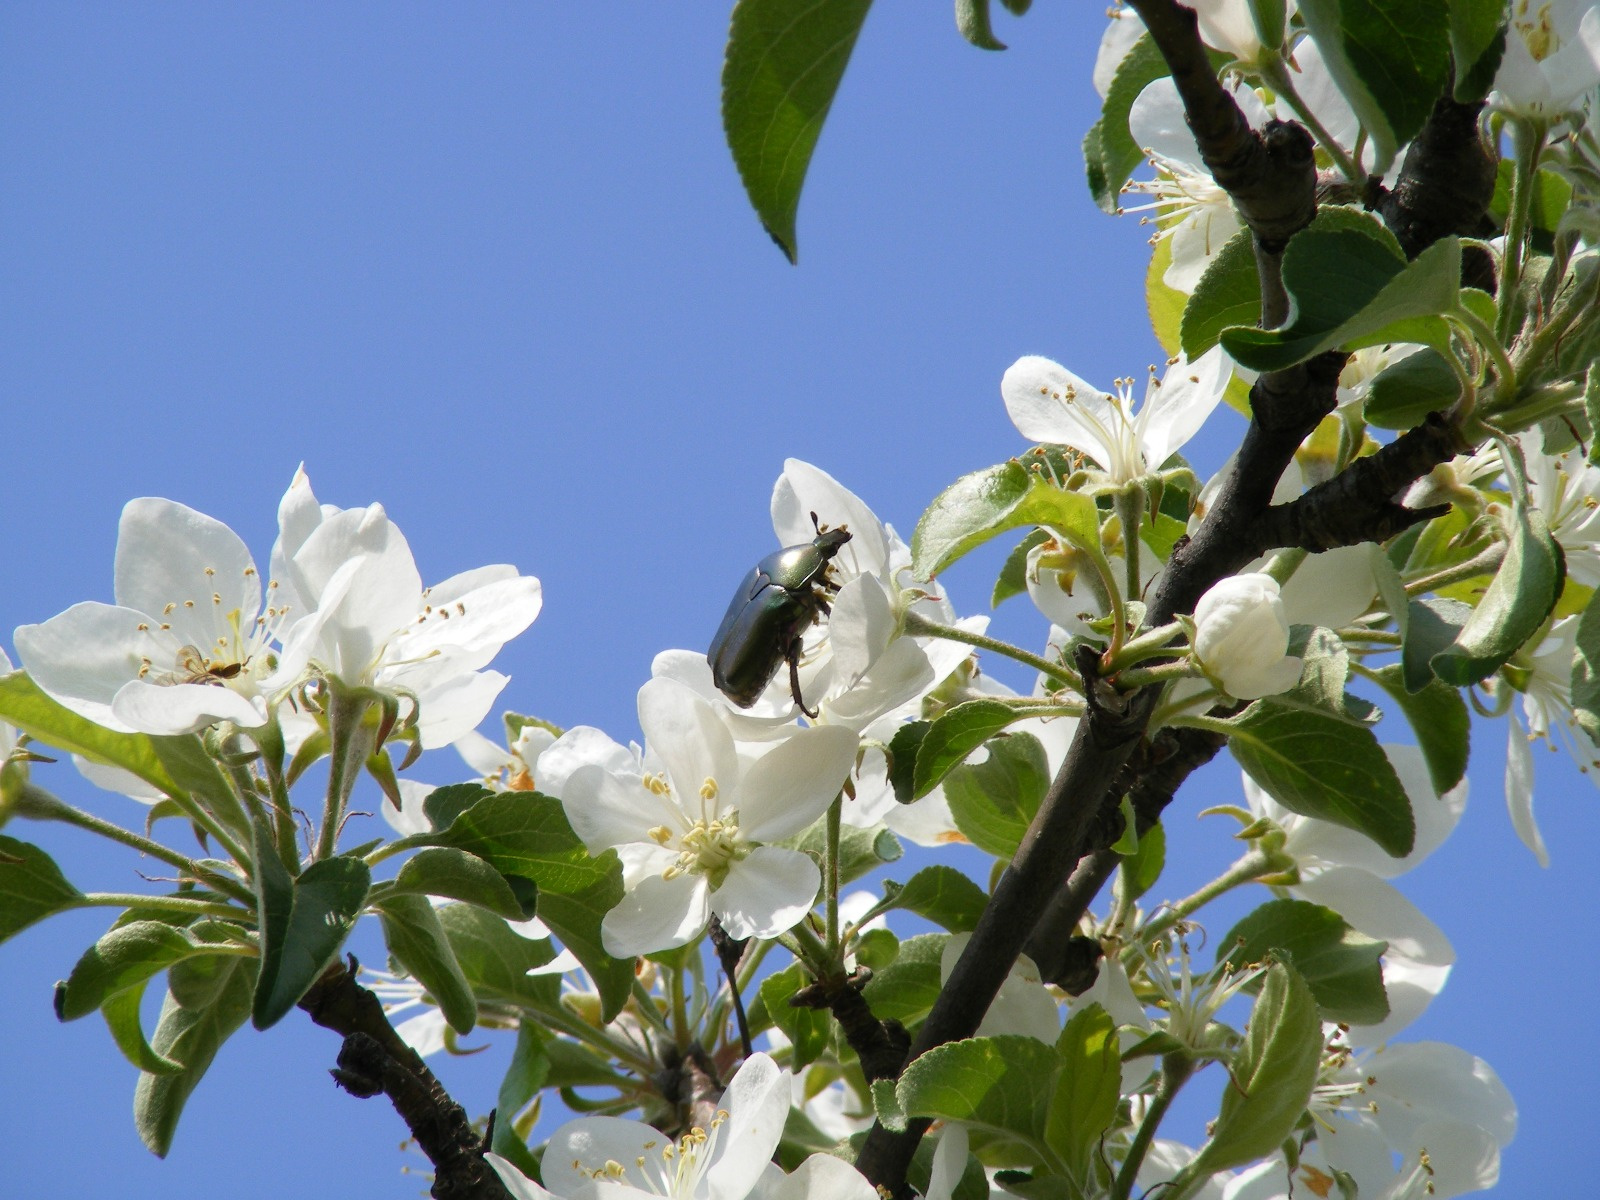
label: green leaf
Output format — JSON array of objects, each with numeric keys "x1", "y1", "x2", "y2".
[
  {"x1": 423, "y1": 782, "x2": 494, "y2": 831},
  {"x1": 1044, "y1": 1005, "x2": 1121, "y2": 1180},
  {"x1": 101, "y1": 982, "x2": 182, "y2": 1075},
  {"x1": 251, "y1": 852, "x2": 370, "y2": 1030},
  {"x1": 887, "y1": 720, "x2": 931, "y2": 804},
  {"x1": 0, "y1": 835, "x2": 83, "y2": 944},
  {"x1": 0, "y1": 672, "x2": 181, "y2": 798},
  {"x1": 889, "y1": 866, "x2": 989, "y2": 933},
  {"x1": 944, "y1": 732, "x2": 1051, "y2": 860},
  {"x1": 955, "y1": 0, "x2": 1015, "y2": 49},
  {"x1": 1222, "y1": 232, "x2": 1460, "y2": 373},
  {"x1": 1189, "y1": 957, "x2": 1322, "y2": 1175},
  {"x1": 1084, "y1": 34, "x2": 1170, "y2": 212},
  {"x1": 134, "y1": 956, "x2": 254, "y2": 1156},
  {"x1": 721, "y1": 0, "x2": 874, "y2": 261},
  {"x1": 1220, "y1": 899, "x2": 1389, "y2": 1025},
  {"x1": 438, "y1": 902, "x2": 562, "y2": 1008},
  {"x1": 1572, "y1": 586, "x2": 1600, "y2": 747},
  {"x1": 1432, "y1": 509, "x2": 1564, "y2": 685},
  {"x1": 1585, "y1": 364, "x2": 1600, "y2": 468},
  {"x1": 1180, "y1": 228, "x2": 1258, "y2": 359},
  {"x1": 1227, "y1": 700, "x2": 1415, "y2": 856},
  {"x1": 378, "y1": 894, "x2": 477, "y2": 1035},
  {"x1": 1297, "y1": 0, "x2": 1451, "y2": 171},
  {"x1": 56, "y1": 919, "x2": 241, "y2": 1020},
  {"x1": 150, "y1": 736, "x2": 250, "y2": 837},
  {"x1": 387, "y1": 846, "x2": 532, "y2": 920},
  {"x1": 862, "y1": 932, "x2": 948, "y2": 1025},
  {"x1": 1369, "y1": 665, "x2": 1470, "y2": 793},
  {"x1": 993, "y1": 528, "x2": 1051, "y2": 607},
  {"x1": 532, "y1": 860, "x2": 635, "y2": 1024},
  {"x1": 791, "y1": 818, "x2": 902, "y2": 886},
  {"x1": 759, "y1": 963, "x2": 831, "y2": 1068},
  {"x1": 913, "y1": 461, "x2": 1110, "y2": 584},
  {"x1": 492, "y1": 1022, "x2": 551, "y2": 1178},
  {"x1": 913, "y1": 699, "x2": 1031, "y2": 798},
  {"x1": 897, "y1": 1035, "x2": 1063, "y2": 1170},
  {"x1": 1449, "y1": 0, "x2": 1507, "y2": 100},
  {"x1": 429, "y1": 791, "x2": 615, "y2": 894},
  {"x1": 1400, "y1": 596, "x2": 1472, "y2": 693},
  {"x1": 1119, "y1": 821, "x2": 1166, "y2": 901},
  {"x1": 1363, "y1": 348, "x2": 1461, "y2": 430}
]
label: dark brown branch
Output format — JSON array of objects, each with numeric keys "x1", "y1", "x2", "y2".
[
  {"x1": 300, "y1": 957, "x2": 514, "y2": 1200},
  {"x1": 1025, "y1": 725, "x2": 1227, "y2": 986},
  {"x1": 1250, "y1": 411, "x2": 1465, "y2": 553},
  {"x1": 1373, "y1": 97, "x2": 1498, "y2": 264},
  {"x1": 791, "y1": 967, "x2": 910, "y2": 1083}
]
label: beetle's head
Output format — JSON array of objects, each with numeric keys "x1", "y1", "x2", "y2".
[{"x1": 808, "y1": 511, "x2": 852, "y2": 557}]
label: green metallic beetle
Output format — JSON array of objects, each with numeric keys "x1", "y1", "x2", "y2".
[{"x1": 708, "y1": 514, "x2": 852, "y2": 718}]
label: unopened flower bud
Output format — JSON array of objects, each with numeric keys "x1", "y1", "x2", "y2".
[{"x1": 1192, "y1": 573, "x2": 1304, "y2": 700}]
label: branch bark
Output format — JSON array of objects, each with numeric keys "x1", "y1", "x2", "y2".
[{"x1": 300, "y1": 957, "x2": 514, "y2": 1200}]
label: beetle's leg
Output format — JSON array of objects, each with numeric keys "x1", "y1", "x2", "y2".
[{"x1": 786, "y1": 636, "x2": 818, "y2": 719}]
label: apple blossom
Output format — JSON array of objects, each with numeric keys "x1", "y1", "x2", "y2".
[
  {"x1": 1491, "y1": 0, "x2": 1600, "y2": 120},
  {"x1": 557, "y1": 677, "x2": 857, "y2": 956},
  {"x1": 15, "y1": 497, "x2": 287, "y2": 736},
  {"x1": 1002, "y1": 347, "x2": 1231, "y2": 487},
  {"x1": 1190, "y1": 573, "x2": 1304, "y2": 700},
  {"x1": 267, "y1": 468, "x2": 543, "y2": 748}
]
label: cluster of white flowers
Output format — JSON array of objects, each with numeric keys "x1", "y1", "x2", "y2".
[{"x1": 12, "y1": 466, "x2": 542, "y2": 752}]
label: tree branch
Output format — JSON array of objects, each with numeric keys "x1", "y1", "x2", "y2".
[{"x1": 299, "y1": 957, "x2": 514, "y2": 1200}]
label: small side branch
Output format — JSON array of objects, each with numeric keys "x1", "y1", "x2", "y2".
[
  {"x1": 792, "y1": 967, "x2": 910, "y2": 1084},
  {"x1": 300, "y1": 957, "x2": 514, "y2": 1200}
]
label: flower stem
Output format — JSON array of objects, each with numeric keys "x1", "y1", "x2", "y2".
[
  {"x1": 317, "y1": 687, "x2": 372, "y2": 861},
  {"x1": 1404, "y1": 543, "x2": 1506, "y2": 596},
  {"x1": 903, "y1": 611, "x2": 1077, "y2": 687},
  {"x1": 1131, "y1": 850, "x2": 1272, "y2": 952},
  {"x1": 1115, "y1": 486, "x2": 1145, "y2": 602},
  {"x1": 18, "y1": 786, "x2": 255, "y2": 905},
  {"x1": 824, "y1": 795, "x2": 842, "y2": 955},
  {"x1": 1496, "y1": 117, "x2": 1547, "y2": 347},
  {"x1": 1112, "y1": 1052, "x2": 1196, "y2": 1200}
]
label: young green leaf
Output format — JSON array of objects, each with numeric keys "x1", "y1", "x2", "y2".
[
  {"x1": 1369, "y1": 665, "x2": 1470, "y2": 793},
  {"x1": 429, "y1": 790, "x2": 615, "y2": 894},
  {"x1": 862, "y1": 932, "x2": 949, "y2": 1025},
  {"x1": 888, "y1": 865, "x2": 989, "y2": 933},
  {"x1": 377, "y1": 894, "x2": 477, "y2": 1035},
  {"x1": 527, "y1": 859, "x2": 635, "y2": 1024},
  {"x1": 1084, "y1": 34, "x2": 1171, "y2": 212},
  {"x1": 491, "y1": 1022, "x2": 551, "y2": 1177},
  {"x1": 757, "y1": 964, "x2": 831, "y2": 1069},
  {"x1": 1432, "y1": 509, "x2": 1564, "y2": 686},
  {"x1": 944, "y1": 732, "x2": 1051, "y2": 860},
  {"x1": 0, "y1": 672, "x2": 181, "y2": 798},
  {"x1": 386, "y1": 846, "x2": 533, "y2": 920},
  {"x1": 1226, "y1": 700, "x2": 1415, "y2": 856},
  {"x1": 1180, "y1": 228, "x2": 1258, "y2": 359},
  {"x1": 251, "y1": 854, "x2": 370, "y2": 1030},
  {"x1": 134, "y1": 957, "x2": 254, "y2": 1156},
  {"x1": 1363, "y1": 348, "x2": 1462, "y2": 430},
  {"x1": 437, "y1": 902, "x2": 563, "y2": 1009},
  {"x1": 1220, "y1": 898, "x2": 1389, "y2": 1025},
  {"x1": 1187, "y1": 957, "x2": 1322, "y2": 1175},
  {"x1": 897, "y1": 1035, "x2": 1064, "y2": 1170},
  {"x1": 57, "y1": 919, "x2": 243, "y2": 1021},
  {"x1": 912, "y1": 699, "x2": 1031, "y2": 799},
  {"x1": 1043, "y1": 1005, "x2": 1121, "y2": 1181},
  {"x1": 0, "y1": 835, "x2": 83, "y2": 945},
  {"x1": 101, "y1": 982, "x2": 183, "y2": 1075},
  {"x1": 721, "y1": 0, "x2": 874, "y2": 261}
]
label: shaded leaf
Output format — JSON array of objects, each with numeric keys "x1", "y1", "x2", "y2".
[
  {"x1": 913, "y1": 699, "x2": 1032, "y2": 799},
  {"x1": 0, "y1": 835, "x2": 83, "y2": 945},
  {"x1": 252, "y1": 851, "x2": 369, "y2": 1030},
  {"x1": 1084, "y1": 34, "x2": 1170, "y2": 212},
  {"x1": 1432, "y1": 508, "x2": 1564, "y2": 685},
  {"x1": 1370, "y1": 665, "x2": 1470, "y2": 793},
  {"x1": 378, "y1": 894, "x2": 477, "y2": 1035},
  {"x1": 388, "y1": 846, "x2": 532, "y2": 920},
  {"x1": 889, "y1": 865, "x2": 989, "y2": 933},
  {"x1": 1220, "y1": 898, "x2": 1389, "y2": 1025},
  {"x1": 944, "y1": 732, "x2": 1051, "y2": 860}
]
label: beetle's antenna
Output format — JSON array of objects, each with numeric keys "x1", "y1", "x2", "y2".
[{"x1": 810, "y1": 509, "x2": 823, "y2": 534}]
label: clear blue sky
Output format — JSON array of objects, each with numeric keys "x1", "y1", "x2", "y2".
[{"x1": 0, "y1": 4, "x2": 1592, "y2": 1196}]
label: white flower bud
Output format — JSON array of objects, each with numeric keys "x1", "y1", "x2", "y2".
[{"x1": 1192, "y1": 572, "x2": 1304, "y2": 699}]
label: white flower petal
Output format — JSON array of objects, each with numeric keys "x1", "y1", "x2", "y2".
[
  {"x1": 772, "y1": 459, "x2": 891, "y2": 578},
  {"x1": 486, "y1": 1154, "x2": 560, "y2": 1200},
  {"x1": 562, "y1": 763, "x2": 685, "y2": 854},
  {"x1": 113, "y1": 497, "x2": 259, "y2": 626},
  {"x1": 110, "y1": 678, "x2": 267, "y2": 735},
  {"x1": 1504, "y1": 718, "x2": 1550, "y2": 867},
  {"x1": 712, "y1": 846, "x2": 821, "y2": 940},
  {"x1": 638, "y1": 677, "x2": 740, "y2": 816},
  {"x1": 750, "y1": 1152, "x2": 878, "y2": 1200},
  {"x1": 14, "y1": 602, "x2": 167, "y2": 733},
  {"x1": 923, "y1": 1124, "x2": 969, "y2": 1200},
  {"x1": 412, "y1": 667, "x2": 509, "y2": 750},
  {"x1": 738, "y1": 725, "x2": 859, "y2": 842},
  {"x1": 539, "y1": 726, "x2": 643, "y2": 800},
  {"x1": 1139, "y1": 346, "x2": 1231, "y2": 468},
  {"x1": 827, "y1": 575, "x2": 895, "y2": 690},
  {"x1": 1001, "y1": 355, "x2": 1117, "y2": 465},
  {"x1": 708, "y1": 1052, "x2": 793, "y2": 1200},
  {"x1": 454, "y1": 729, "x2": 510, "y2": 777},
  {"x1": 600, "y1": 870, "x2": 710, "y2": 957},
  {"x1": 1360, "y1": 1042, "x2": 1516, "y2": 1151},
  {"x1": 1278, "y1": 543, "x2": 1377, "y2": 630}
]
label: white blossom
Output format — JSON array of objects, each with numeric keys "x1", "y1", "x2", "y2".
[
  {"x1": 1491, "y1": 0, "x2": 1600, "y2": 120},
  {"x1": 556, "y1": 677, "x2": 857, "y2": 956},
  {"x1": 1191, "y1": 573, "x2": 1303, "y2": 699}
]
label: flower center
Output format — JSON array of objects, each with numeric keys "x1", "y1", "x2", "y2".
[
  {"x1": 661, "y1": 811, "x2": 747, "y2": 889},
  {"x1": 132, "y1": 567, "x2": 286, "y2": 693},
  {"x1": 570, "y1": 1109, "x2": 730, "y2": 1196},
  {"x1": 1513, "y1": 1, "x2": 1556, "y2": 61}
]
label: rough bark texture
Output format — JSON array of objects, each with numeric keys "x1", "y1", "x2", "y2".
[{"x1": 300, "y1": 957, "x2": 514, "y2": 1200}]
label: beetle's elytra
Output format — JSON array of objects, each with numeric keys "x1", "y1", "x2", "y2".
[{"x1": 707, "y1": 516, "x2": 851, "y2": 718}]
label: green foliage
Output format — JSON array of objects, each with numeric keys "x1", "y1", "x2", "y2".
[
  {"x1": 1119, "y1": 820, "x2": 1166, "y2": 902},
  {"x1": 384, "y1": 846, "x2": 534, "y2": 920},
  {"x1": 862, "y1": 932, "x2": 948, "y2": 1025},
  {"x1": 757, "y1": 963, "x2": 831, "y2": 1068},
  {"x1": 912, "y1": 699, "x2": 1032, "y2": 799},
  {"x1": 492, "y1": 1022, "x2": 551, "y2": 1178},
  {"x1": 1084, "y1": 34, "x2": 1171, "y2": 212},
  {"x1": 251, "y1": 834, "x2": 370, "y2": 1030},
  {"x1": 1185, "y1": 957, "x2": 1322, "y2": 1177},
  {"x1": 378, "y1": 894, "x2": 477, "y2": 1035},
  {"x1": 525, "y1": 864, "x2": 634, "y2": 1024},
  {"x1": 722, "y1": 0, "x2": 875, "y2": 261},
  {"x1": 1222, "y1": 231, "x2": 1461, "y2": 372},
  {"x1": 1364, "y1": 348, "x2": 1461, "y2": 430},
  {"x1": 1180, "y1": 228, "x2": 1258, "y2": 359},
  {"x1": 944, "y1": 731, "x2": 1051, "y2": 859},
  {"x1": 0, "y1": 835, "x2": 82, "y2": 945},
  {"x1": 1369, "y1": 665, "x2": 1470, "y2": 794},
  {"x1": 56, "y1": 918, "x2": 242, "y2": 1021},
  {"x1": 887, "y1": 865, "x2": 989, "y2": 933},
  {"x1": 1449, "y1": 0, "x2": 1508, "y2": 100},
  {"x1": 437, "y1": 902, "x2": 562, "y2": 1009},
  {"x1": 1220, "y1": 898, "x2": 1390, "y2": 1025},
  {"x1": 134, "y1": 955, "x2": 254, "y2": 1156},
  {"x1": 1226, "y1": 699, "x2": 1415, "y2": 856},
  {"x1": 1297, "y1": 0, "x2": 1451, "y2": 171},
  {"x1": 427, "y1": 790, "x2": 617, "y2": 894},
  {"x1": 955, "y1": 0, "x2": 1030, "y2": 50},
  {"x1": 993, "y1": 528, "x2": 1050, "y2": 607}
]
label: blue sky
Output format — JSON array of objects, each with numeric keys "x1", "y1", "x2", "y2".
[{"x1": 0, "y1": 4, "x2": 1593, "y2": 1196}]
